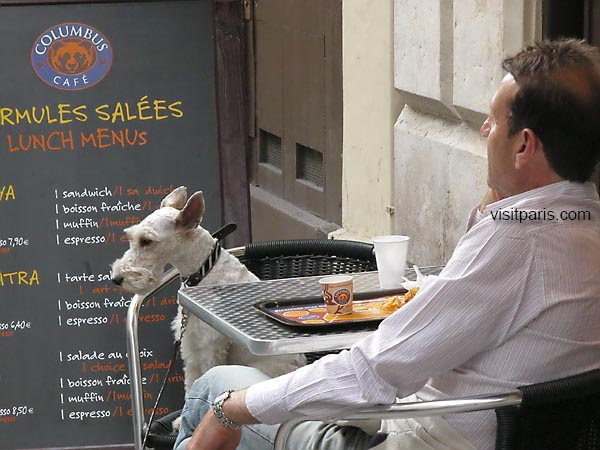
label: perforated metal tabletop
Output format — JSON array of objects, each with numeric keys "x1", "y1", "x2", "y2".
[{"x1": 178, "y1": 266, "x2": 443, "y2": 355}]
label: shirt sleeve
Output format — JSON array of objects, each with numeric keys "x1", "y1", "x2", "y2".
[{"x1": 246, "y1": 223, "x2": 537, "y2": 425}]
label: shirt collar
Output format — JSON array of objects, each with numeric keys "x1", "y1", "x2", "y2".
[{"x1": 483, "y1": 181, "x2": 599, "y2": 214}]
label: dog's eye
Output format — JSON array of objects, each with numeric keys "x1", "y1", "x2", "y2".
[{"x1": 139, "y1": 238, "x2": 153, "y2": 247}]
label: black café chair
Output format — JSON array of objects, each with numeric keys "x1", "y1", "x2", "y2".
[
  {"x1": 145, "y1": 238, "x2": 378, "y2": 449},
  {"x1": 273, "y1": 368, "x2": 600, "y2": 450}
]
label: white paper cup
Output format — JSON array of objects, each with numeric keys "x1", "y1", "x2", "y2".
[
  {"x1": 372, "y1": 235, "x2": 410, "y2": 289},
  {"x1": 319, "y1": 275, "x2": 354, "y2": 315}
]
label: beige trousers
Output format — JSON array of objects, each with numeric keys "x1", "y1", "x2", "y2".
[{"x1": 368, "y1": 395, "x2": 476, "y2": 450}]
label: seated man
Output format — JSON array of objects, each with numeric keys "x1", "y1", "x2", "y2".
[{"x1": 174, "y1": 39, "x2": 600, "y2": 450}]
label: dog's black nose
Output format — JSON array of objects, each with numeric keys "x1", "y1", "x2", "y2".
[{"x1": 112, "y1": 276, "x2": 124, "y2": 286}]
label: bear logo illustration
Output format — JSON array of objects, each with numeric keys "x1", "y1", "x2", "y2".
[
  {"x1": 31, "y1": 23, "x2": 112, "y2": 90},
  {"x1": 48, "y1": 38, "x2": 96, "y2": 75}
]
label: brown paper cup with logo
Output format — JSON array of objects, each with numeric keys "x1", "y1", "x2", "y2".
[{"x1": 319, "y1": 275, "x2": 354, "y2": 315}]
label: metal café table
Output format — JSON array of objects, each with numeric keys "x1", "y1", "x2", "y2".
[
  {"x1": 126, "y1": 266, "x2": 443, "y2": 448},
  {"x1": 178, "y1": 266, "x2": 443, "y2": 355}
]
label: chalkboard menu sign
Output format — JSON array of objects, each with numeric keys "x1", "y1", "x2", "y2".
[{"x1": 0, "y1": 1, "x2": 220, "y2": 448}]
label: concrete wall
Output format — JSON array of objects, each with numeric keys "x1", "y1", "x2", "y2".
[
  {"x1": 330, "y1": 0, "x2": 403, "y2": 243},
  {"x1": 331, "y1": 0, "x2": 542, "y2": 264},
  {"x1": 392, "y1": 0, "x2": 542, "y2": 264}
]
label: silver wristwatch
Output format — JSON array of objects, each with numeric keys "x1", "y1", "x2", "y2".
[{"x1": 212, "y1": 390, "x2": 241, "y2": 430}]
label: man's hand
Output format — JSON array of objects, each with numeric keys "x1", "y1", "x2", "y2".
[
  {"x1": 185, "y1": 409, "x2": 242, "y2": 450},
  {"x1": 185, "y1": 390, "x2": 256, "y2": 450}
]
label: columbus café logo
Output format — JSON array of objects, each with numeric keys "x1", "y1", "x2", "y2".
[{"x1": 31, "y1": 23, "x2": 112, "y2": 91}]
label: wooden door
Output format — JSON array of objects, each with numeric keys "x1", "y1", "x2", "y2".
[{"x1": 248, "y1": 0, "x2": 343, "y2": 236}]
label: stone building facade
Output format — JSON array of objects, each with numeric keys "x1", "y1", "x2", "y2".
[{"x1": 335, "y1": 0, "x2": 542, "y2": 265}]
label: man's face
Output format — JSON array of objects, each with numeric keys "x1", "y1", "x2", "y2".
[{"x1": 480, "y1": 74, "x2": 522, "y2": 196}]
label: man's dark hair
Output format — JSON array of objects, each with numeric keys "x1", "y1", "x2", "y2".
[{"x1": 502, "y1": 39, "x2": 600, "y2": 182}]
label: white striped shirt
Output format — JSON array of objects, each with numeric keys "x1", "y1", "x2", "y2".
[{"x1": 246, "y1": 181, "x2": 600, "y2": 449}]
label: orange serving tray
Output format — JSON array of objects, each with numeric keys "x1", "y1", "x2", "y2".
[{"x1": 254, "y1": 289, "x2": 408, "y2": 328}]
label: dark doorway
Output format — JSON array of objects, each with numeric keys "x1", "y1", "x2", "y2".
[
  {"x1": 247, "y1": 0, "x2": 343, "y2": 241},
  {"x1": 543, "y1": 0, "x2": 600, "y2": 190}
]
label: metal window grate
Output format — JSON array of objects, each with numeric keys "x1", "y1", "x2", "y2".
[
  {"x1": 296, "y1": 143, "x2": 323, "y2": 187},
  {"x1": 259, "y1": 129, "x2": 282, "y2": 170}
]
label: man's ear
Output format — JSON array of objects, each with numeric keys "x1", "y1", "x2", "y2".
[
  {"x1": 175, "y1": 191, "x2": 205, "y2": 232},
  {"x1": 161, "y1": 186, "x2": 188, "y2": 209},
  {"x1": 514, "y1": 128, "x2": 541, "y2": 170}
]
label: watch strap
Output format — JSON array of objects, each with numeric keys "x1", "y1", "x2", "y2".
[{"x1": 212, "y1": 390, "x2": 241, "y2": 430}]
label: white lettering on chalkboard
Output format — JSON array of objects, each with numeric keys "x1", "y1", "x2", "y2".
[
  {"x1": 99, "y1": 201, "x2": 141, "y2": 212},
  {"x1": 63, "y1": 273, "x2": 95, "y2": 282},
  {"x1": 53, "y1": 74, "x2": 89, "y2": 88},
  {"x1": 60, "y1": 297, "x2": 132, "y2": 311},
  {"x1": 106, "y1": 374, "x2": 148, "y2": 385},
  {"x1": 0, "y1": 237, "x2": 29, "y2": 247},
  {"x1": 68, "y1": 410, "x2": 111, "y2": 420},
  {"x1": 61, "y1": 204, "x2": 99, "y2": 214},
  {"x1": 62, "y1": 218, "x2": 99, "y2": 229},
  {"x1": 61, "y1": 187, "x2": 112, "y2": 198},
  {"x1": 138, "y1": 348, "x2": 154, "y2": 358},
  {"x1": 65, "y1": 377, "x2": 104, "y2": 388},
  {"x1": 0, "y1": 320, "x2": 32, "y2": 331},
  {"x1": 33, "y1": 25, "x2": 108, "y2": 56},
  {"x1": 103, "y1": 297, "x2": 130, "y2": 308},
  {"x1": 63, "y1": 300, "x2": 102, "y2": 310},
  {"x1": 63, "y1": 235, "x2": 106, "y2": 246},
  {"x1": 66, "y1": 350, "x2": 105, "y2": 361},
  {"x1": 0, "y1": 320, "x2": 32, "y2": 337},
  {"x1": 66, "y1": 392, "x2": 104, "y2": 403},
  {"x1": 0, "y1": 406, "x2": 34, "y2": 418},
  {"x1": 65, "y1": 316, "x2": 109, "y2": 327}
]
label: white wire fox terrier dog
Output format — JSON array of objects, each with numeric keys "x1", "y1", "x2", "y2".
[{"x1": 110, "y1": 186, "x2": 306, "y2": 398}]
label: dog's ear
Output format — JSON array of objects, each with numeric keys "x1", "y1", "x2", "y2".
[
  {"x1": 175, "y1": 191, "x2": 204, "y2": 232},
  {"x1": 161, "y1": 186, "x2": 187, "y2": 209}
]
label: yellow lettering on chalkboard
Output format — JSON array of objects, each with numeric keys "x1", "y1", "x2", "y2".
[
  {"x1": 0, "y1": 185, "x2": 15, "y2": 201},
  {"x1": 0, "y1": 270, "x2": 39, "y2": 286},
  {"x1": 1, "y1": 100, "x2": 182, "y2": 127},
  {"x1": 94, "y1": 98, "x2": 184, "y2": 122},
  {"x1": 94, "y1": 104, "x2": 111, "y2": 121},
  {"x1": 137, "y1": 96, "x2": 152, "y2": 120},
  {"x1": 153, "y1": 100, "x2": 167, "y2": 120},
  {"x1": 0, "y1": 104, "x2": 88, "y2": 125},
  {"x1": 0, "y1": 107, "x2": 15, "y2": 125},
  {"x1": 168, "y1": 101, "x2": 183, "y2": 118},
  {"x1": 111, "y1": 103, "x2": 137, "y2": 123}
]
